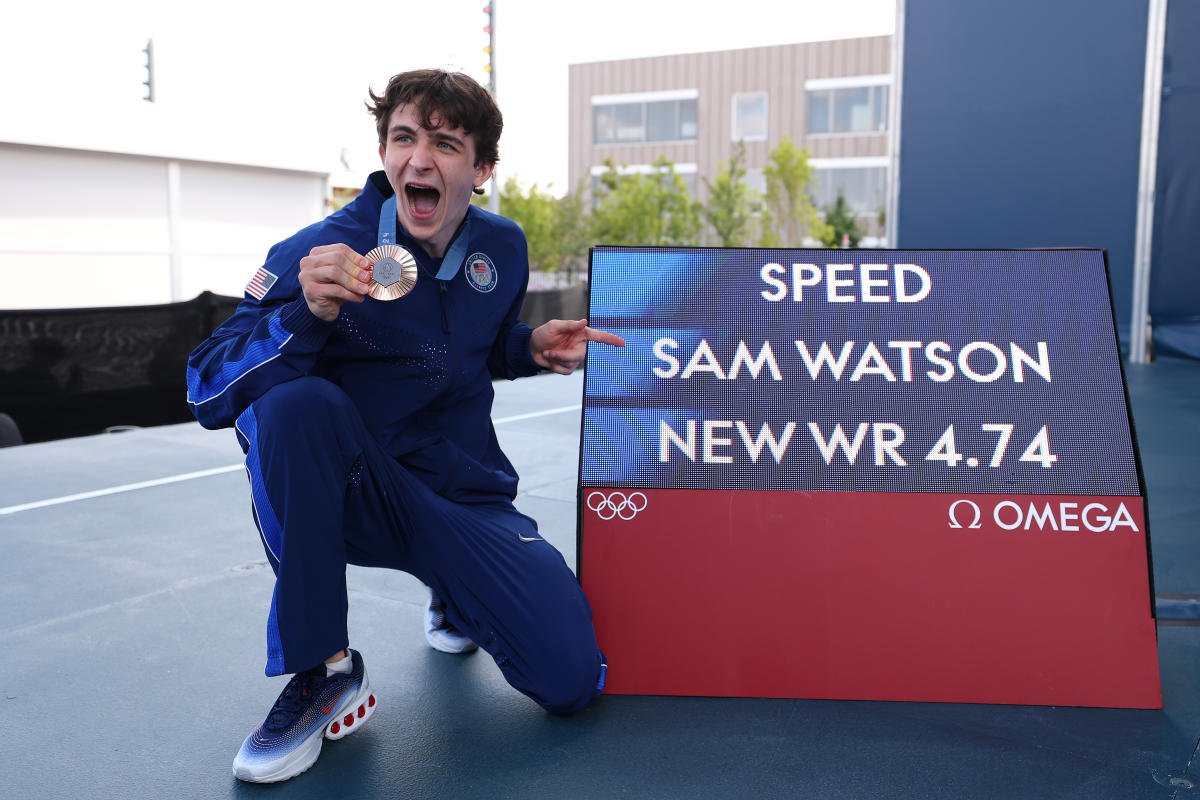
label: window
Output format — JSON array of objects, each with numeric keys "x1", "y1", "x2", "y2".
[
  {"x1": 647, "y1": 102, "x2": 677, "y2": 142},
  {"x1": 807, "y1": 91, "x2": 831, "y2": 135},
  {"x1": 743, "y1": 168, "x2": 766, "y2": 196},
  {"x1": 592, "y1": 90, "x2": 699, "y2": 145},
  {"x1": 590, "y1": 163, "x2": 699, "y2": 207},
  {"x1": 809, "y1": 158, "x2": 888, "y2": 214},
  {"x1": 679, "y1": 100, "x2": 697, "y2": 140},
  {"x1": 613, "y1": 103, "x2": 645, "y2": 142},
  {"x1": 805, "y1": 76, "x2": 890, "y2": 135},
  {"x1": 732, "y1": 92, "x2": 767, "y2": 141}
]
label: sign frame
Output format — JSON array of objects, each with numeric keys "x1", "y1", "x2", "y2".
[{"x1": 576, "y1": 246, "x2": 1159, "y2": 708}]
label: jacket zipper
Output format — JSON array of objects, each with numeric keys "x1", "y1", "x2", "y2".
[{"x1": 438, "y1": 282, "x2": 450, "y2": 334}]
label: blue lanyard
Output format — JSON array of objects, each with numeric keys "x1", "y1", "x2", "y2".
[{"x1": 378, "y1": 195, "x2": 468, "y2": 281}]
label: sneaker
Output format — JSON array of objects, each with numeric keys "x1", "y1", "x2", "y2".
[
  {"x1": 232, "y1": 649, "x2": 376, "y2": 783},
  {"x1": 424, "y1": 588, "x2": 478, "y2": 654}
]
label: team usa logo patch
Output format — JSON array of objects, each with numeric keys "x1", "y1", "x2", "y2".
[
  {"x1": 245, "y1": 267, "x2": 278, "y2": 300},
  {"x1": 465, "y1": 253, "x2": 498, "y2": 293}
]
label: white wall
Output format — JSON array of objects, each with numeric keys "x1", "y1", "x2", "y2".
[
  {"x1": 0, "y1": 144, "x2": 325, "y2": 309},
  {"x1": 174, "y1": 161, "x2": 327, "y2": 301}
]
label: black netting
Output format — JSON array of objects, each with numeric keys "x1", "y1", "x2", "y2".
[
  {"x1": 0, "y1": 287, "x2": 582, "y2": 445},
  {"x1": 0, "y1": 292, "x2": 239, "y2": 444}
]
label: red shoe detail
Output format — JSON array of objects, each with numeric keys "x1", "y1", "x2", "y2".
[
  {"x1": 330, "y1": 722, "x2": 341, "y2": 735},
  {"x1": 320, "y1": 690, "x2": 345, "y2": 715},
  {"x1": 368, "y1": 695, "x2": 376, "y2": 707},
  {"x1": 358, "y1": 705, "x2": 365, "y2": 718},
  {"x1": 344, "y1": 714, "x2": 354, "y2": 726}
]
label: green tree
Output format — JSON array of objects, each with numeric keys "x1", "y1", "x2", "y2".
[
  {"x1": 703, "y1": 141, "x2": 759, "y2": 246},
  {"x1": 590, "y1": 156, "x2": 701, "y2": 246},
  {"x1": 551, "y1": 184, "x2": 590, "y2": 281},
  {"x1": 820, "y1": 190, "x2": 865, "y2": 248},
  {"x1": 473, "y1": 177, "x2": 589, "y2": 281},
  {"x1": 493, "y1": 177, "x2": 558, "y2": 270},
  {"x1": 759, "y1": 136, "x2": 830, "y2": 247}
]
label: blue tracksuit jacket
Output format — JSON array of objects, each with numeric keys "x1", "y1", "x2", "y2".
[
  {"x1": 186, "y1": 171, "x2": 542, "y2": 503},
  {"x1": 183, "y1": 173, "x2": 604, "y2": 709}
]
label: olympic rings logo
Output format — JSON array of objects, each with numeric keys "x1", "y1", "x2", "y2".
[{"x1": 587, "y1": 491, "x2": 648, "y2": 521}]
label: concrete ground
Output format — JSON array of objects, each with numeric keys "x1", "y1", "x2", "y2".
[{"x1": 1, "y1": 365, "x2": 1197, "y2": 799}]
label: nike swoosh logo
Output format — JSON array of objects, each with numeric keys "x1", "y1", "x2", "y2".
[
  {"x1": 517, "y1": 534, "x2": 543, "y2": 542},
  {"x1": 321, "y1": 691, "x2": 345, "y2": 715}
]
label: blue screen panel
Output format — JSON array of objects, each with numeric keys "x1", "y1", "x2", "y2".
[{"x1": 582, "y1": 247, "x2": 1139, "y2": 496}]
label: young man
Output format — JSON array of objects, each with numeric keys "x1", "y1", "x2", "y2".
[{"x1": 186, "y1": 69, "x2": 624, "y2": 783}]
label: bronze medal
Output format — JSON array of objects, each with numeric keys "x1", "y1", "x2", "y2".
[{"x1": 365, "y1": 245, "x2": 418, "y2": 301}]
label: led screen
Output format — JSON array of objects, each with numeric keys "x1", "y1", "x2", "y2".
[{"x1": 581, "y1": 248, "x2": 1139, "y2": 496}]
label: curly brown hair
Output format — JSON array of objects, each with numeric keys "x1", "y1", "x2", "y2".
[{"x1": 366, "y1": 69, "x2": 502, "y2": 167}]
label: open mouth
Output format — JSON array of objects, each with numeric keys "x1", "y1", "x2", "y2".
[{"x1": 405, "y1": 183, "x2": 441, "y2": 220}]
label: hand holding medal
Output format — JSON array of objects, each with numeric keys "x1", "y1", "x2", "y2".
[{"x1": 365, "y1": 245, "x2": 418, "y2": 301}]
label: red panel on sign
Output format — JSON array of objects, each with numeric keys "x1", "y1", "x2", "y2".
[{"x1": 581, "y1": 489, "x2": 1160, "y2": 708}]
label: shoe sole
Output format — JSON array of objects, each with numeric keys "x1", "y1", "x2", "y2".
[
  {"x1": 424, "y1": 604, "x2": 479, "y2": 654},
  {"x1": 425, "y1": 629, "x2": 480, "y2": 654},
  {"x1": 232, "y1": 679, "x2": 376, "y2": 783},
  {"x1": 325, "y1": 680, "x2": 377, "y2": 740}
]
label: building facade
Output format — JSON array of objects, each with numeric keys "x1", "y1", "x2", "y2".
[
  {"x1": 0, "y1": 142, "x2": 328, "y2": 310},
  {"x1": 568, "y1": 35, "x2": 892, "y2": 243}
]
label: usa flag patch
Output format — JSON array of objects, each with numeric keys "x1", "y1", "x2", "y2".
[{"x1": 245, "y1": 267, "x2": 278, "y2": 300}]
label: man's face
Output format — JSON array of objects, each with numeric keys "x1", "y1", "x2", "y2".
[{"x1": 379, "y1": 102, "x2": 494, "y2": 259}]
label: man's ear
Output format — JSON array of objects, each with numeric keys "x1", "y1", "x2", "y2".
[
  {"x1": 474, "y1": 161, "x2": 495, "y2": 190},
  {"x1": 379, "y1": 143, "x2": 385, "y2": 163}
]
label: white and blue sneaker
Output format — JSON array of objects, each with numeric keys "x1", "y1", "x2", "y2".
[
  {"x1": 232, "y1": 649, "x2": 376, "y2": 783},
  {"x1": 424, "y1": 588, "x2": 478, "y2": 654}
]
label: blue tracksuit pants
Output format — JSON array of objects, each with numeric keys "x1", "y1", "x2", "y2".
[{"x1": 237, "y1": 377, "x2": 603, "y2": 715}]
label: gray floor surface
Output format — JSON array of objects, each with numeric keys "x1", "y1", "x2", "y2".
[{"x1": 1, "y1": 365, "x2": 1197, "y2": 799}]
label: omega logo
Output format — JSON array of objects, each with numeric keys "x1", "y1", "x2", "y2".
[
  {"x1": 948, "y1": 499, "x2": 1139, "y2": 533},
  {"x1": 587, "y1": 491, "x2": 649, "y2": 521},
  {"x1": 948, "y1": 500, "x2": 983, "y2": 529}
]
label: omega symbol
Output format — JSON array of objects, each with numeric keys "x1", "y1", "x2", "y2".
[
  {"x1": 587, "y1": 491, "x2": 649, "y2": 521},
  {"x1": 948, "y1": 499, "x2": 983, "y2": 529}
]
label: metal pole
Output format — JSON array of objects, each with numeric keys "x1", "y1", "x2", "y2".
[
  {"x1": 884, "y1": 0, "x2": 905, "y2": 249},
  {"x1": 143, "y1": 39, "x2": 155, "y2": 103},
  {"x1": 166, "y1": 161, "x2": 183, "y2": 302},
  {"x1": 487, "y1": 0, "x2": 500, "y2": 215},
  {"x1": 1130, "y1": 0, "x2": 1168, "y2": 364}
]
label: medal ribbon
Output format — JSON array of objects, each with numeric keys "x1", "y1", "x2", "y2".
[{"x1": 378, "y1": 195, "x2": 468, "y2": 281}]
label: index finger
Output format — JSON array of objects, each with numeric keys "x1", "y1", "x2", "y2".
[
  {"x1": 307, "y1": 243, "x2": 370, "y2": 273},
  {"x1": 584, "y1": 327, "x2": 626, "y2": 347}
]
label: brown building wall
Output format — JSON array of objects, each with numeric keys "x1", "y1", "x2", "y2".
[{"x1": 568, "y1": 35, "x2": 892, "y2": 207}]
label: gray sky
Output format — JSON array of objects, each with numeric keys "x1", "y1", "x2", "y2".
[{"x1": 3, "y1": 0, "x2": 894, "y2": 193}]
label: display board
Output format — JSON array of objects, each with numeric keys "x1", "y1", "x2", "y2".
[{"x1": 578, "y1": 247, "x2": 1160, "y2": 708}]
